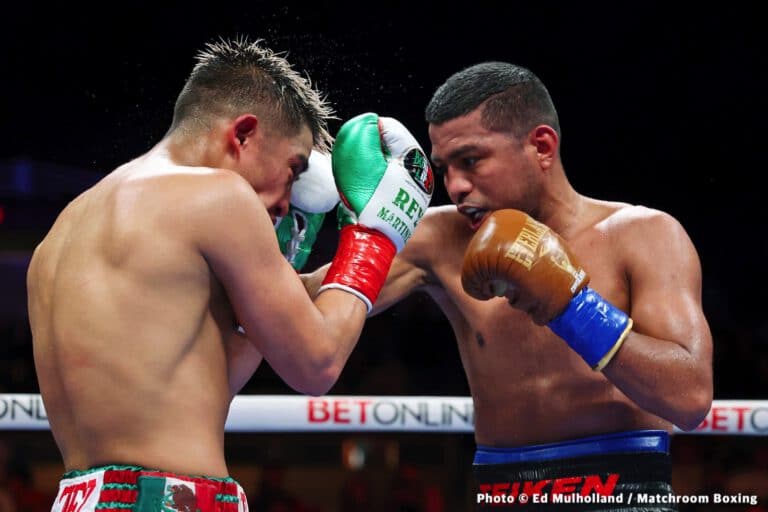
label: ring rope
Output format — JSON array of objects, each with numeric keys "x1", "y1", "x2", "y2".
[{"x1": 0, "y1": 394, "x2": 765, "y2": 435}]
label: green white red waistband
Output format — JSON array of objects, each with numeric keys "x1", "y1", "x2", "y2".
[{"x1": 53, "y1": 465, "x2": 248, "y2": 512}]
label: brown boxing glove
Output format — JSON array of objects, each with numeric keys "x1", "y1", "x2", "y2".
[{"x1": 461, "y1": 209, "x2": 589, "y2": 325}]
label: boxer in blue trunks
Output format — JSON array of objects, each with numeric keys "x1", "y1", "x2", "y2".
[
  {"x1": 305, "y1": 62, "x2": 712, "y2": 510},
  {"x1": 473, "y1": 430, "x2": 672, "y2": 510}
]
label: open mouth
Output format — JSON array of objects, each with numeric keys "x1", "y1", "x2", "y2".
[{"x1": 459, "y1": 206, "x2": 490, "y2": 229}]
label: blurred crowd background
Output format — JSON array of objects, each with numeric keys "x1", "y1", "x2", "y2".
[{"x1": 1, "y1": 2, "x2": 766, "y2": 510}]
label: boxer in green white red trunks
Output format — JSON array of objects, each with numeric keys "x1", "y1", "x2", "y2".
[{"x1": 52, "y1": 465, "x2": 248, "y2": 512}]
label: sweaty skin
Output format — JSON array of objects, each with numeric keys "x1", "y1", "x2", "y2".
[
  {"x1": 377, "y1": 203, "x2": 708, "y2": 446},
  {"x1": 27, "y1": 124, "x2": 367, "y2": 477},
  {"x1": 305, "y1": 108, "x2": 712, "y2": 447},
  {"x1": 28, "y1": 158, "x2": 248, "y2": 477}
]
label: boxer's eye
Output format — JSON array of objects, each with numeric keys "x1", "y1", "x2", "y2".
[
  {"x1": 290, "y1": 159, "x2": 309, "y2": 182},
  {"x1": 290, "y1": 165, "x2": 305, "y2": 183}
]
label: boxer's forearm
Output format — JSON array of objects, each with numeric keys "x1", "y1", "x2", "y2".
[
  {"x1": 282, "y1": 289, "x2": 367, "y2": 395},
  {"x1": 601, "y1": 330, "x2": 712, "y2": 431},
  {"x1": 300, "y1": 264, "x2": 329, "y2": 297},
  {"x1": 304, "y1": 255, "x2": 428, "y2": 316}
]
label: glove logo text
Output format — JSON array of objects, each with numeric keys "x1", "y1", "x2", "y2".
[{"x1": 404, "y1": 148, "x2": 434, "y2": 195}]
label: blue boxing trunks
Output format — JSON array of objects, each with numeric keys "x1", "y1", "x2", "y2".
[{"x1": 473, "y1": 430, "x2": 675, "y2": 511}]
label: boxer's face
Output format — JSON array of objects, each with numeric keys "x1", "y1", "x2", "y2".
[
  {"x1": 248, "y1": 124, "x2": 313, "y2": 224},
  {"x1": 429, "y1": 108, "x2": 540, "y2": 230}
]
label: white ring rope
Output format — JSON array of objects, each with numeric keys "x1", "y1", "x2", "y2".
[{"x1": 1, "y1": 394, "x2": 765, "y2": 435}]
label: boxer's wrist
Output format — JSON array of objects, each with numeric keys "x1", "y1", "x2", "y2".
[
  {"x1": 547, "y1": 287, "x2": 633, "y2": 371},
  {"x1": 318, "y1": 225, "x2": 396, "y2": 312}
]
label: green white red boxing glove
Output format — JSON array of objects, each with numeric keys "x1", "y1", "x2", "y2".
[
  {"x1": 319, "y1": 113, "x2": 434, "y2": 311},
  {"x1": 275, "y1": 150, "x2": 339, "y2": 271}
]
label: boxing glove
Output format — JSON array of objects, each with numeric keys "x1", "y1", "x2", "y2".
[
  {"x1": 319, "y1": 113, "x2": 434, "y2": 311},
  {"x1": 462, "y1": 209, "x2": 632, "y2": 370},
  {"x1": 275, "y1": 150, "x2": 339, "y2": 271}
]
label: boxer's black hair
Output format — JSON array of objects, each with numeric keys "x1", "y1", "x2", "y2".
[
  {"x1": 426, "y1": 62, "x2": 560, "y2": 140},
  {"x1": 170, "y1": 36, "x2": 334, "y2": 151}
]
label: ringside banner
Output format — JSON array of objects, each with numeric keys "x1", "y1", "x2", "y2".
[{"x1": 1, "y1": 394, "x2": 766, "y2": 434}]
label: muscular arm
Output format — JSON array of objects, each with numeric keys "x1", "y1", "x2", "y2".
[
  {"x1": 300, "y1": 207, "x2": 438, "y2": 316},
  {"x1": 299, "y1": 266, "x2": 327, "y2": 298},
  {"x1": 224, "y1": 328, "x2": 263, "y2": 398},
  {"x1": 602, "y1": 211, "x2": 713, "y2": 430},
  {"x1": 195, "y1": 172, "x2": 367, "y2": 396}
]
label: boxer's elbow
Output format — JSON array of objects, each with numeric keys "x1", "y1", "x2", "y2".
[
  {"x1": 295, "y1": 366, "x2": 340, "y2": 396},
  {"x1": 293, "y1": 356, "x2": 343, "y2": 396},
  {"x1": 672, "y1": 383, "x2": 712, "y2": 431},
  {"x1": 290, "y1": 318, "x2": 359, "y2": 395}
]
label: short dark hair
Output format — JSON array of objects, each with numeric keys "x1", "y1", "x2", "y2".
[
  {"x1": 425, "y1": 62, "x2": 560, "y2": 140},
  {"x1": 170, "y1": 37, "x2": 334, "y2": 151}
]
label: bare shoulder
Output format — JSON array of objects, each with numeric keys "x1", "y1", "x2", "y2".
[
  {"x1": 135, "y1": 166, "x2": 265, "y2": 225},
  {"x1": 418, "y1": 204, "x2": 467, "y2": 237},
  {"x1": 117, "y1": 163, "x2": 271, "y2": 252},
  {"x1": 424, "y1": 204, "x2": 461, "y2": 218},
  {"x1": 594, "y1": 201, "x2": 700, "y2": 276},
  {"x1": 171, "y1": 168, "x2": 271, "y2": 240},
  {"x1": 597, "y1": 202, "x2": 690, "y2": 243},
  {"x1": 403, "y1": 204, "x2": 466, "y2": 264},
  {"x1": 375, "y1": 204, "x2": 465, "y2": 309},
  {"x1": 161, "y1": 167, "x2": 257, "y2": 207}
]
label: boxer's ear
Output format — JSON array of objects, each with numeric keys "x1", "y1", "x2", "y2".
[
  {"x1": 528, "y1": 125, "x2": 558, "y2": 171},
  {"x1": 230, "y1": 115, "x2": 259, "y2": 156}
]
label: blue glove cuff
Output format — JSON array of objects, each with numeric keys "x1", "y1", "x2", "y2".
[{"x1": 548, "y1": 287, "x2": 633, "y2": 370}]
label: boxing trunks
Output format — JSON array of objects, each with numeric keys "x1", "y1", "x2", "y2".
[
  {"x1": 473, "y1": 430, "x2": 675, "y2": 511},
  {"x1": 51, "y1": 465, "x2": 248, "y2": 512}
]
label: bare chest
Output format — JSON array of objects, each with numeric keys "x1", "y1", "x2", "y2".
[{"x1": 428, "y1": 228, "x2": 629, "y2": 373}]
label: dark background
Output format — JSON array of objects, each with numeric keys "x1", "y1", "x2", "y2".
[
  {"x1": 2, "y1": 0, "x2": 765, "y2": 396},
  {"x1": 1, "y1": 2, "x2": 766, "y2": 510}
]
